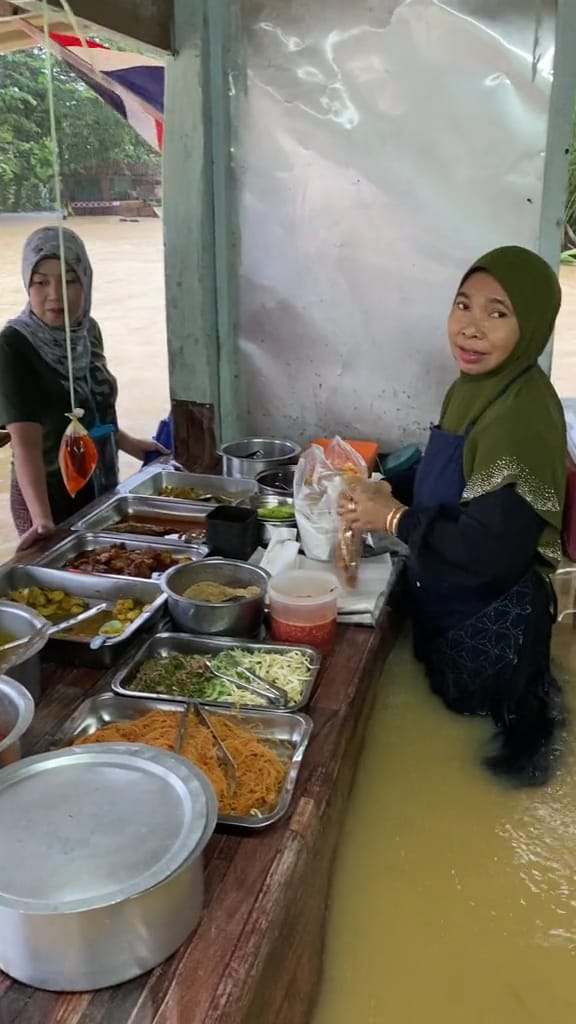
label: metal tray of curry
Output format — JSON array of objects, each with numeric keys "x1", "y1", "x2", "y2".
[
  {"x1": 71, "y1": 495, "x2": 208, "y2": 545},
  {"x1": 110, "y1": 632, "x2": 322, "y2": 711},
  {"x1": 36, "y1": 533, "x2": 208, "y2": 580},
  {"x1": 0, "y1": 565, "x2": 166, "y2": 668},
  {"x1": 51, "y1": 692, "x2": 313, "y2": 829},
  {"x1": 125, "y1": 469, "x2": 258, "y2": 506}
]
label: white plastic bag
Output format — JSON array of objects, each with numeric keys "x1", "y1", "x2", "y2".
[{"x1": 294, "y1": 437, "x2": 367, "y2": 561}]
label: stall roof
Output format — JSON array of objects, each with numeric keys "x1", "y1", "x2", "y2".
[{"x1": 0, "y1": 0, "x2": 172, "y2": 54}]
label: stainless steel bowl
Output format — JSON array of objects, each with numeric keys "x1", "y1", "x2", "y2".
[
  {"x1": 161, "y1": 558, "x2": 269, "y2": 637},
  {"x1": 219, "y1": 437, "x2": 301, "y2": 480},
  {"x1": 256, "y1": 465, "x2": 296, "y2": 497},
  {"x1": 0, "y1": 601, "x2": 51, "y2": 702},
  {"x1": 0, "y1": 675, "x2": 35, "y2": 767},
  {"x1": 242, "y1": 494, "x2": 297, "y2": 548}
]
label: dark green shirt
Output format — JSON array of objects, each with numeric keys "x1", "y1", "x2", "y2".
[{"x1": 0, "y1": 319, "x2": 119, "y2": 524}]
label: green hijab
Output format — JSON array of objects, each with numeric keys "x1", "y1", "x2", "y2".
[{"x1": 440, "y1": 245, "x2": 566, "y2": 569}]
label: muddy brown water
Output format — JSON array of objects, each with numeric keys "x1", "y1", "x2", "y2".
[{"x1": 2, "y1": 216, "x2": 576, "y2": 1023}]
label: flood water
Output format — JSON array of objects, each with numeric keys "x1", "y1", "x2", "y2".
[{"x1": 2, "y1": 217, "x2": 576, "y2": 1023}]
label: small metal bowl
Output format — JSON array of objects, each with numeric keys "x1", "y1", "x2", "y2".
[
  {"x1": 161, "y1": 559, "x2": 270, "y2": 637},
  {"x1": 0, "y1": 675, "x2": 35, "y2": 767},
  {"x1": 256, "y1": 466, "x2": 296, "y2": 497},
  {"x1": 240, "y1": 494, "x2": 297, "y2": 548}
]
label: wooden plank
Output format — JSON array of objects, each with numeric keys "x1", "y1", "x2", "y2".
[
  {"x1": 170, "y1": 399, "x2": 220, "y2": 473},
  {"x1": 163, "y1": 1, "x2": 219, "y2": 428},
  {"x1": 207, "y1": 0, "x2": 243, "y2": 444},
  {"x1": 14, "y1": 0, "x2": 173, "y2": 53}
]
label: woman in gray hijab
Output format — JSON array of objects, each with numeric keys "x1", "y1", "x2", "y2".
[{"x1": 0, "y1": 226, "x2": 167, "y2": 551}]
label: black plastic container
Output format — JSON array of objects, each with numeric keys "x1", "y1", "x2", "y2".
[{"x1": 205, "y1": 506, "x2": 260, "y2": 560}]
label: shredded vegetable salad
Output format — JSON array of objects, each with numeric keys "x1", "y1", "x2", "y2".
[{"x1": 127, "y1": 648, "x2": 313, "y2": 707}]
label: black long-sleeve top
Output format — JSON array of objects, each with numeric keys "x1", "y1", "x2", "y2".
[{"x1": 396, "y1": 484, "x2": 544, "y2": 593}]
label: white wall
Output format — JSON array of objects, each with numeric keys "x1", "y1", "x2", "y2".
[{"x1": 236, "y1": 0, "x2": 555, "y2": 448}]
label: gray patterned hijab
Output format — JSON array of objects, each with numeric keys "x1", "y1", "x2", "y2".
[{"x1": 8, "y1": 226, "x2": 92, "y2": 386}]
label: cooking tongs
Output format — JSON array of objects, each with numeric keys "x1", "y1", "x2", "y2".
[
  {"x1": 201, "y1": 658, "x2": 287, "y2": 708},
  {"x1": 175, "y1": 702, "x2": 237, "y2": 795}
]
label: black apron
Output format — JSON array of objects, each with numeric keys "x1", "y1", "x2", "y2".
[{"x1": 408, "y1": 370, "x2": 552, "y2": 717}]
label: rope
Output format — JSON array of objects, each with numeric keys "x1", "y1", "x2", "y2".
[{"x1": 41, "y1": 0, "x2": 96, "y2": 416}]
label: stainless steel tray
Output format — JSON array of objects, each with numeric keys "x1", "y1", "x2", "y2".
[
  {"x1": 35, "y1": 533, "x2": 208, "y2": 579},
  {"x1": 51, "y1": 692, "x2": 313, "y2": 829},
  {"x1": 111, "y1": 632, "x2": 321, "y2": 712},
  {"x1": 125, "y1": 469, "x2": 258, "y2": 505},
  {"x1": 0, "y1": 564, "x2": 166, "y2": 668},
  {"x1": 70, "y1": 494, "x2": 209, "y2": 545}
]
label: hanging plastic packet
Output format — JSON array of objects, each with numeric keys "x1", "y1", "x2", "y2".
[
  {"x1": 334, "y1": 520, "x2": 362, "y2": 590},
  {"x1": 59, "y1": 409, "x2": 99, "y2": 498}
]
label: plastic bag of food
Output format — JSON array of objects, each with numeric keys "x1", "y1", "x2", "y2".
[
  {"x1": 294, "y1": 437, "x2": 367, "y2": 562},
  {"x1": 58, "y1": 410, "x2": 99, "y2": 498}
]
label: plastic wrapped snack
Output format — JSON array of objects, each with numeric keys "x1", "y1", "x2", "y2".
[{"x1": 58, "y1": 410, "x2": 99, "y2": 498}]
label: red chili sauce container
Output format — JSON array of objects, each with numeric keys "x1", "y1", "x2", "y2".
[{"x1": 268, "y1": 570, "x2": 339, "y2": 655}]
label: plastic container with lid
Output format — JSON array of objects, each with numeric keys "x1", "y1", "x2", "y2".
[{"x1": 268, "y1": 569, "x2": 339, "y2": 654}]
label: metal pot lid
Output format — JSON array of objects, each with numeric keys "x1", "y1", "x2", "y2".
[{"x1": 0, "y1": 743, "x2": 217, "y2": 914}]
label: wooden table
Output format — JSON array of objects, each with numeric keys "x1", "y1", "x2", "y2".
[{"x1": 0, "y1": 530, "x2": 397, "y2": 1024}]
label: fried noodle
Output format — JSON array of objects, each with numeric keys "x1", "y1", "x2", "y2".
[{"x1": 74, "y1": 710, "x2": 286, "y2": 817}]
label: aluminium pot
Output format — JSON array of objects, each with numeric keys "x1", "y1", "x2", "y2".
[
  {"x1": 0, "y1": 675, "x2": 35, "y2": 768},
  {"x1": 0, "y1": 743, "x2": 217, "y2": 991},
  {"x1": 162, "y1": 558, "x2": 270, "y2": 637},
  {"x1": 0, "y1": 600, "x2": 50, "y2": 702},
  {"x1": 219, "y1": 437, "x2": 301, "y2": 480}
]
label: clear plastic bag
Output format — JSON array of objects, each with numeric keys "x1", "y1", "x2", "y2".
[
  {"x1": 294, "y1": 436, "x2": 367, "y2": 565},
  {"x1": 58, "y1": 410, "x2": 99, "y2": 498}
]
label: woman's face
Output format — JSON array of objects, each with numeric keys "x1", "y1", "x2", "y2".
[
  {"x1": 28, "y1": 258, "x2": 84, "y2": 328},
  {"x1": 448, "y1": 270, "x2": 520, "y2": 375}
]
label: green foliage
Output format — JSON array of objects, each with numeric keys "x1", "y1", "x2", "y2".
[{"x1": 0, "y1": 48, "x2": 161, "y2": 212}]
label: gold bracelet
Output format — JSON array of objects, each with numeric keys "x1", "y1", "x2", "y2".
[
  {"x1": 392, "y1": 507, "x2": 405, "y2": 536},
  {"x1": 386, "y1": 505, "x2": 405, "y2": 536}
]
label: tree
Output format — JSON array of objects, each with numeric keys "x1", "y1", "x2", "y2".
[{"x1": 0, "y1": 49, "x2": 161, "y2": 212}]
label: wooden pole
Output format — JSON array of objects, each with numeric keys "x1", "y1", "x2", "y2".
[{"x1": 163, "y1": 0, "x2": 241, "y2": 471}]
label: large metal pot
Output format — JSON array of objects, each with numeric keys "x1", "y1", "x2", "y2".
[
  {"x1": 0, "y1": 676, "x2": 35, "y2": 768},
  {"x1": 0, "y1": 601, "x2": 50, "y2": 702},
  {"x1": 162, "y1": 558, "x2": 269, "y2": 637},
  {"x1": 0, "y1": 743, "x2": 217, "y2": 991},
  {"x1": 219, "y1": 437, "x2": 301, "y2": 480}
]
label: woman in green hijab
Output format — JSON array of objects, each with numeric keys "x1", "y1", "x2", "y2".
[{"x1": 339, "y1": 246, "x2": 567, "y2": 787}]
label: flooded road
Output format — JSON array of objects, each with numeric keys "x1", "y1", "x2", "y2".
[{"x1": 0, "y1": 215, "x2": 169, "y2": 558}]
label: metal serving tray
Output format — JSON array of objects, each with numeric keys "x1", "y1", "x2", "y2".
[
  {"x1": 0, "y1": 564, "x2": 166, "y2": 668},
  {"x1": 125, "y1": 469, "x2": 258, "y2": 505},
  {"x1": 110, "y1": 632, "x2": 322, "y2": 712},
  {"x1": 51, "y1": 692, "x2": 313, "y2": 830},
  {"x1": 70, "y1": 494, "x2": 209, "y2": 545},
  {"x1": 35, "y1": 533, "x2": 208, "y2": 579}
]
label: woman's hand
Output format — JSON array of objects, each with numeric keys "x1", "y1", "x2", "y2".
[
  {"x1": 337, "y1": 477, "x2": 405, "y2": 534},
  {"x1": 117, "y1": 430, "x2": 170, "y2": 462},
  {"x1": 16, "y1": 519, "x2": 55, "y2": 553}
]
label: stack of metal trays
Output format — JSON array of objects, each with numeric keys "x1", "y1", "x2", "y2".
[
  {"x1": 52, "y1": 692, "x2": 313, "y2": 831},
  {"x1": 0, "y1": 564, "x2": 166, "y2": 668},
  {"x1": 0, "y1": 742, "x2": 217, "y2": 991},
  {"x1": 111, "y1": 632, "x2": 321, "y2": 711}
]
